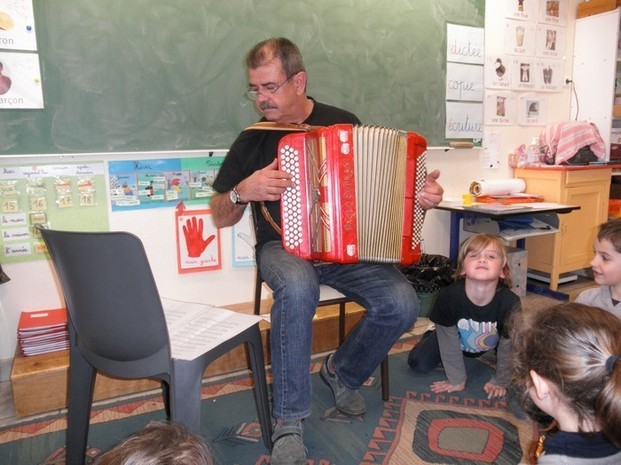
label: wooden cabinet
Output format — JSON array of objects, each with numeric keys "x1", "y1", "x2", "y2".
[{"x1": 515, "y1": 167, "x2": 612, "y2": 290}]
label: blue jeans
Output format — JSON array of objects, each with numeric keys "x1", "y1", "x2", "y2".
[{"x1": 258, "y1": 240, "x2": 420, "y2": 421}]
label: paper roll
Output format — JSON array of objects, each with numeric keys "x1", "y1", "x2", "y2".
[{"x1": 469, "y1": 179, "x2": 526, "y2": 196}]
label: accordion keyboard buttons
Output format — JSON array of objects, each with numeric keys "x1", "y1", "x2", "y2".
[{"x1": 279, "y1": 145, "x2": 304, "y2": 250}]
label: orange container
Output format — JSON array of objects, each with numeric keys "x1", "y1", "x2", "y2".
[{"x1": 608, "y1": 199, "x2": 621, "y2": 218}]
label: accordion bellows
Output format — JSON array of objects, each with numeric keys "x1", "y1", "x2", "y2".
[{"x1": 278, "y1": 124, "x2": 427, "y2": 265}]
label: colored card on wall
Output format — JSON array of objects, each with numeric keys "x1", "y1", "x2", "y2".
[{"x1": 175, "y1": 203, "x2": 221, "y2": 273}]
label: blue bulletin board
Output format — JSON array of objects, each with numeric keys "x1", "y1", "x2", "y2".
[{"x1": 108, "y1": 153, "x2": 225, "y2": 211}]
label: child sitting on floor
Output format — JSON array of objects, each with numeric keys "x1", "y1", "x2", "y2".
[
  {"x1": 510, "y1": 302, "x2": 621, "y2": 464},
  {"x1": 408, "y1": 233, "x2": 521, "y2": 399},
  {"x1": 575, "y1": 218, "x2": 621, "y2": 319}
]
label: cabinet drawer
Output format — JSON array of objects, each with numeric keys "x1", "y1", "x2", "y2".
[{"x1": 564, "y1": 168, "x2": 612, "y2": 186}]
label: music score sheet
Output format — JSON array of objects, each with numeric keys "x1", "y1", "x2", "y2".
[{"x1": 161, "y1": 297, "x2": 263, "y2": 361}]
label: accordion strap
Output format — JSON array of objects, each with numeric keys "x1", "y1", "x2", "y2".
[
  {"x1": 260, "y1": 201, "x2": 281, "y2": 235},
  {"x1": 244, "y1": 122, "x2": 322, "y2": 132}
]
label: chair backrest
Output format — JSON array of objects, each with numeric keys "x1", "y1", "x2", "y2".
[{"x1": 38, "y1": 227, "x2": 171, "y2": 379}]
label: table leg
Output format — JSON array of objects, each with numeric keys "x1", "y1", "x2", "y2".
[{"x1": 449, "y1": 212, "x2": 462, "y2": 263}]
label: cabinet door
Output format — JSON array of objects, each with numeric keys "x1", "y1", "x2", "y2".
[
  {"x1": 572, "y1": 8, "x2": 620, "y2": 159},
  {"x1": 559, "y1": 184, "x2": 608, "y2": 270}
]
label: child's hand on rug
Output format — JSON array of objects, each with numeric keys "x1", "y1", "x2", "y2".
[
  {"x1": 430, "y1": 380, "x2": 465, "y2": 394},
  {"x1": 483, "y1": 382, "x2": 506, "y2": 399}
]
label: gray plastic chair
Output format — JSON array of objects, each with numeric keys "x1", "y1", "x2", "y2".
[{"x1": 36, "y1": 227, "x2": 272, "y2": 465}]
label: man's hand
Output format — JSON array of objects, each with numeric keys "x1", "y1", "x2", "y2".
[
  {"x1": 483, "y1": 382, "x2": 507, "y2": 399},
  {"x1": 237, "y1": 158, "x2": 293, "y2": 202},
  {"x1": 418, "y1": 169, "x2": 443, "y2": 210},
  {"x1": 183, "y1": 217, "x2": 215, "y2": 257},
  {"x1": 430, "y1": 379, "x2": 465, "y2": 394}
]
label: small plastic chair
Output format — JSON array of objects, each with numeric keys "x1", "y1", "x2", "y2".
[
  {"x1": 36, "y1": 227, "x2": 272, "y2": 465},
  {"x1": 253, "y1": 270, "x2": 389, "y2": 400}
]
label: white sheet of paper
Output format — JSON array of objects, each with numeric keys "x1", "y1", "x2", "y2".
[{"x1": 161, "y1": 297, "x2": 263, "y2": 361}]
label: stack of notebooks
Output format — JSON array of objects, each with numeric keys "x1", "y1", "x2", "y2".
[{"x1": 18, "y1": 308, "x2": 69, "y2": 356}]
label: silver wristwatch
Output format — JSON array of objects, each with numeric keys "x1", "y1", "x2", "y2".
[{"x1": 229, "y1": 186, "x2": 247, "y2": 205}]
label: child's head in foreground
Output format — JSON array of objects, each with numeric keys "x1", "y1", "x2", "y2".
[
  {"x1": 510, "y1": 302, "x2": 621, "y2": 447},
  {"x1": 93, "y1": 420, "x2": 214, "y2": 465}
]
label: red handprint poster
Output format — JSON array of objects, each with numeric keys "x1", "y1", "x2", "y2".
[{"x1": 176, "y1": 203, "x2": 221, "y2": 273}]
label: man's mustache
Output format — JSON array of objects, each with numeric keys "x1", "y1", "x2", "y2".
[{"x1": 259, "y1": 102, "x2": 278, "y2": 111}]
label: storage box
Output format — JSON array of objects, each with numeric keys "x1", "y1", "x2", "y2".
[
  {"x1": 418, "y1": 291, "x2": 439, "y2": 318},
  {"x1": 614, "y1": 104, "x2": 621, "y2": 118},
  {"x1": 609, "y1": 199, "x2": 621, "y2": 217},
  {"x1": 507, "y1": 247, "x2": 528, "y2": 297},
  {"x1": 577, "y1": 0, "x2": 621, "y2": 18}
]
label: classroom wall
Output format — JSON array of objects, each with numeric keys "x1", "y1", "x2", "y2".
[{"x1": 0, "y1": 1, "x2": 580, "y2": 373}]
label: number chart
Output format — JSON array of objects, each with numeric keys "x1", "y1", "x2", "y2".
[{"x1": 0, "y1": 161, "x2": 108, "y2": 263}]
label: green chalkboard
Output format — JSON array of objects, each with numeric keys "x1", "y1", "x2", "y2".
[{"x1": 0, "y1": 0, "x2": 484, "y2": 155}]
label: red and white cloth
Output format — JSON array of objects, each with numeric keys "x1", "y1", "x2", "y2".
[{"x1": 539, "y1": 121, "x2": 606, "y2": 164}]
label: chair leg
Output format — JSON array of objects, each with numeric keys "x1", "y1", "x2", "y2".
[
  {"x1": 170, "y1": 359, "x2": 204, "y2": 435},
  {"x1": 66, "y1": 349, "x2": 97, "y2": 465},
  {"x1": 246, "y1": 325, "x2": 274, "y2": 451},
  {"x1": 253, "y1": 273, "x2": 264, "y2": 316},
  {"x1": 338, "y1": 302, "x2": 346, "y2": 345},
  {"x1": 380, "y1": 358, "x2": 390, "y2": 401},
  {"x1": 161, "y1": 380, "x2": 171, "y2": 420}
]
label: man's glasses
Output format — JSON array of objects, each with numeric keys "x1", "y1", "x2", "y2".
[{"x1": 245, "y1": 73, "x2": 296, "y2": 101}]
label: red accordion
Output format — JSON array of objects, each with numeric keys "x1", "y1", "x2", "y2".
[{"x1": 278, "y1": 124, "x2": 427, "y2": 265}]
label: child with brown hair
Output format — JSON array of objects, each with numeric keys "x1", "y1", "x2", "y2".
[
  {"x1": 408, "y1": 233, "x2": 521, "y2": 399},
  {"x1": 511, "y1": 302, "x2": 621, "y2": 464},
  {"x1": 575, "y1": 218, "x2": 621, "y2": 319}
]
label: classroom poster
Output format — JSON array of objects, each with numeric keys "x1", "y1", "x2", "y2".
[
  {"x1": 0, "y1": 161, "x2": 109, "y2": 264},
  {"x1": 176, "y1": 203, "x2": 221, "y2": 273},
  {"x1": 445, "y1": 23, "x2": 484, "y2": 142},
  {"x1": 0, "y1": 51, "x2": 42, "y2": 108},
  {"x1": 504, "y1": 19, "x2": 536, "y2": 56},
  {"x1": 108, "y1": 152, "x2": 225, "y2": 211},
  {"x1": 445, "y1": 102, "x2": 484, "y2": 139},
  {"x1": 491, "y1": 0, "x2": 567, "y2": 129},
  {"x1": 505, "y1": 0, "x2": 538, "y2": 21},
  {"x1": 535, "y1": 24, "x2": 566, "y2": 59},
  {"x1": 485, "y1": 55, "x2": 512, "y2": 90},
  {"x1": 0, "y1": 0, "x2": 37, "y2": 51},
  {"x1": 446, "y1": 24, "x2": 484, "y2": 65},
  {"x1": 232, "y1": 207, "x2": 256, "y2": 267},
  {"x1": 538, "y1": 0, "x2": 569, "y2": 26},
  {"x1": 446, "y1": 62, "x2": 483, "y2": 102},
  {"x1": 518, "y1": 93, "x2": 548, "y2": 126},
  {"x1": 511, "y1": 56, "x2": 537, "y2": 92},
  {"x1": 480, "y1": 131, "x2": 501, "y2": 169},
  {"x1": 534, "y1": 58, "x2": 564, "y2": 92},
  {"x1": 484, "y1": 91, "x2": 517, "y2": 126}
]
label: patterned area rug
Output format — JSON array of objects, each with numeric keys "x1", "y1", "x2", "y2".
[{"x1": 0, "y1": 337, "x2": 541, "y2": 465}]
